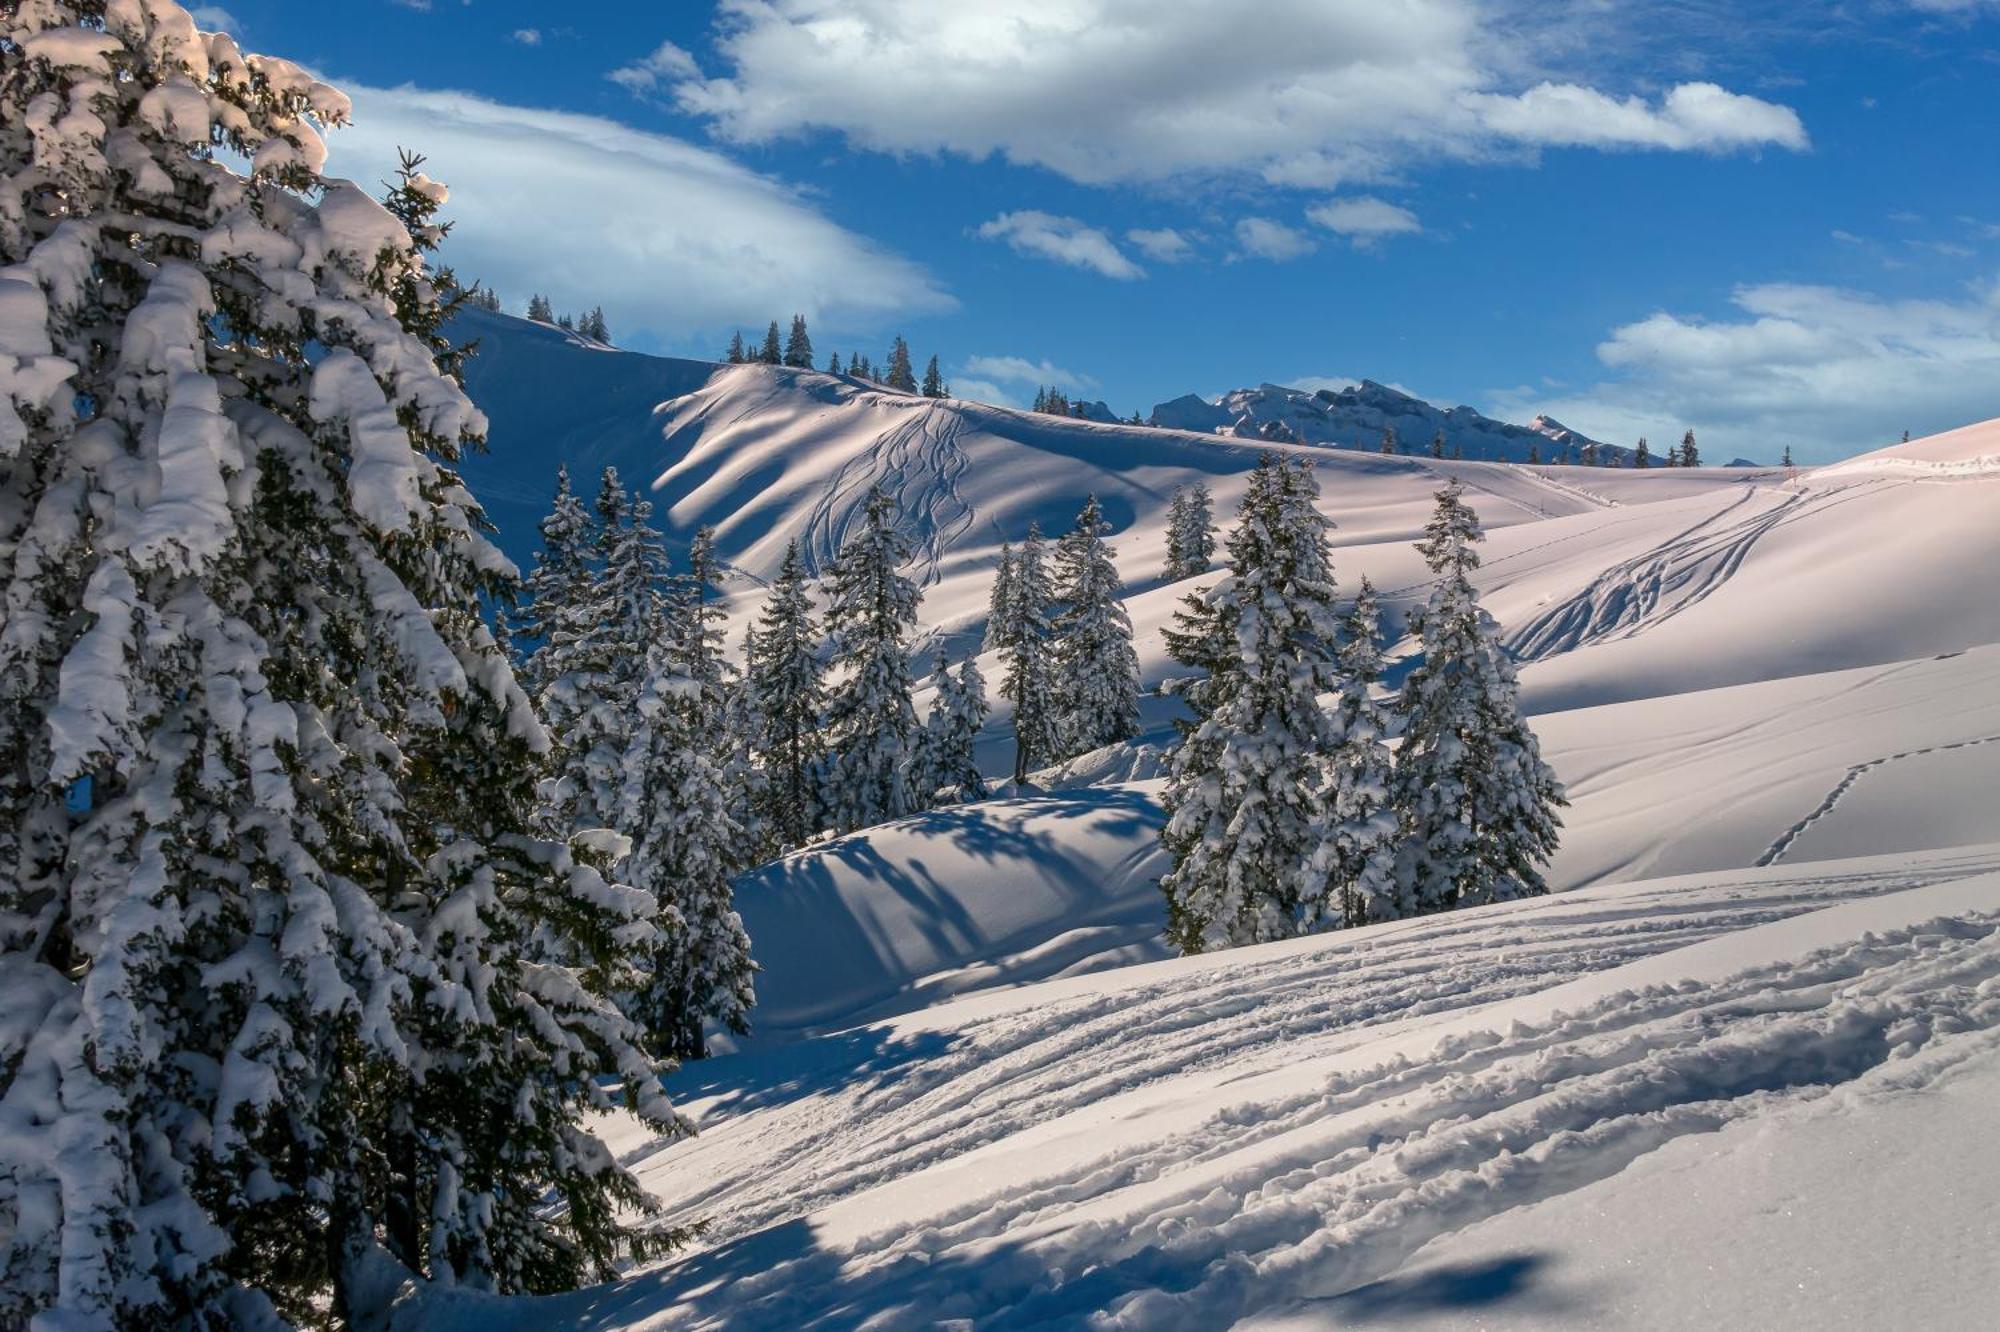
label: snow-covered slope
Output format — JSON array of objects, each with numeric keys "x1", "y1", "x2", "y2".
[
  {"x1": 412, "y1": 847, "x2": 2000, "y2": 1331},
  {"x1": 438, "y1": 312, "x2": 2000, "y2": 1330}
]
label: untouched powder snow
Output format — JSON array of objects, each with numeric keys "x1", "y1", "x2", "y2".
[{"x1": 410, "y1": 850, "x2": 2000, "y2": 1331}]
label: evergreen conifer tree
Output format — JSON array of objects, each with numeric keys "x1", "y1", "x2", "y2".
[
  {"x1": 783, "y1": 313, "x2": 813, "y2": 368},
  {"x1": 0, "y1": 14, "x2": 682, "y2": 1323},
  {"x1": 820, "y1": 488, "x2": 922, "y2": 830},
  {"x1": 1052, "y1": 497, "x2": 1140, "y2": 756},
  {"x1": 759, "y1": 320, "x2": 783, "y2": 365},
  {"x1": 1165, "y1": 481, "x2": 1216, "y2": 580},
  {"x1": 921, "y1": 355, "x2": 947, "y2": 397},
  {"x1": 986, "y1": 542, "x2": 1019, "y2": 650},
  {"x1": 885, "y1": 336, "x2": 917, "y2": 391},
  {"x1": 1314, "y1": 578, "x2": 1406, "y2": 927},
  {"x1": 995, "y1": 523, "x2": 1059, "y2": 783},
  {"x1": 1634, "y1": 436, "x2": 1652, "y2": 468},
  {"x1": 747, "y1": 541, "x2": 827, "y2": 850},
  {"x1": 726, "y1": 330, "x2": 746, "y2": 363},
  {"x1": 1431, "y1": 428, "x2": 1446, "y2": 458},
  {"x1": 917, "y1": 656, "x2": 988, "y2": 805},
  {"x1": 620, "y1": 546, "x2": 755, "y2": 1060},
  {"x1": 527, "y1": 292, "x2": 554, "y2": 321},
  {"x1": 1390, "y1": 482, "x2": 1566, "y2": 913},
  {"x1": 1680, "y1": 428, "x2": 1700, "y2": 468},
  {"x1": 1159, "y1": 458, "x2": 1347, "y2": 952}
]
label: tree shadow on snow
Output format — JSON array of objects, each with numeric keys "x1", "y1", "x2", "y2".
[{"x1": 1322, "y1": 1252, "x2": 1581, "y2": 1324}]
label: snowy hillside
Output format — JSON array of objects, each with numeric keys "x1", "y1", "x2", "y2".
[
  {"x1": 430, "y1": 311, "x2": 2000, "y2": 1328},
  {"x1": 414, "y1": 845, "x2": 2000, "y2": 1330},
  {"x1": 1151, "y1": 379, "x2": 1623, "y2": 464}
]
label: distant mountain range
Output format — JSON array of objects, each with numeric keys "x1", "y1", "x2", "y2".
[{"x1": 1150, "y1": 379, "x2": 1627, "y2": 464}]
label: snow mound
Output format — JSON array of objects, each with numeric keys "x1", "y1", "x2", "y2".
[{"x1": 1815, "y1": 414, "x2": 2000, "y2": 478}]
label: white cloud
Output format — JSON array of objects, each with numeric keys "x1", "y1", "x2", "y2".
[
  {"x1": 325, "y1": 84, "x2": 951, "y2": 343},
  {"x1": 511, "y1": 29, "x2": 542, "y2": 46},
  {"x1": 974, "y1": 211, "x2": 1143, "y2": 279},
  {"x1": 961, "y1": 354, "x2": 1096, "y2": 391},
  {"x1": 1467, "y1": 81, "x2": 1806, "y2": 153},
  {"x1": 1233, "y1": 217, "x2": 1316, "y2": 262},
  {"x1": 1127, "y1": 227, "x2": 1195, "y2": 263},
  {"x1": 1492, "y1": 277, "x2": 2000, "y2": 463},
  {"x1": 609, "y1": 40, "x2": 702, "y2": 96},
  {"x1": 952, "y1": 378, "x2": 1018, "y2": 408},
  {"x1": 1307, "y1": 195, "x2": 1422, "y2": 245},
  {"x1": 188, "y1": 5, "x2": 239, "y2": 33},
  {"x1": 669, "y1": 1, "x2": 1806, "y2": 188}
]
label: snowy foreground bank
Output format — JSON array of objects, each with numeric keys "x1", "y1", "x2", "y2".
[{"x1": 411, "y1": 843, "x2": 2000, "y2": 1330}]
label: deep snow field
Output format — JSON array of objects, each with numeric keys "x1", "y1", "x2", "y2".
[{"x1": 427, "y1": 314, "x2": 2000, "y2": 1330}]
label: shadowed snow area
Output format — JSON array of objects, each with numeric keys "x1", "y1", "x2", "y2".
[{"x1": 434, "y1": 314, "x2": 2000, "y2": 1329}]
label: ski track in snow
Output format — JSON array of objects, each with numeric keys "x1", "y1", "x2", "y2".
[
  {"x1": 589, "y1": 856, "x2": 2000, "y2": 1329},
  {"x1": 799, "y1": 400, "x2": 975, "y2": 586},
  {"x1": 1505, "y1": 480, "x2": 1886, "y2": 661},
  {"x1": 1756, "y1": 730, "x2": 2000, "y2": 867}
]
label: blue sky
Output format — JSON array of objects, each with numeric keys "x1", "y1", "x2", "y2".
[{"x1": 204, "y1": 1, "x2": 2000, "y2": 462}]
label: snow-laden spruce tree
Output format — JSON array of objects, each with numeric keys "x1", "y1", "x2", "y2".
[
  {"x1": 0, "y1": 7, "x2": 683, "y2": 1325},
  {"x1": 1391, "y1": 481, "x2": 1566, "y2": 911},
  {"x1": 619, "y1": 553, "x2": 756, "y2": 1061},
  {"x1": 921, "y1": 354, "x2": 946, "y2": 398},
  {"x1": 1053, "y1": 495, "x2": 1140, "y2": 758},
  {"x1": 995, "y1": 521, "x2": 1059, "y2": 784},
  {"x1": 820, "y1": 487, "x2": 922, "y2": 831},
  {"x1": 676, "y1": 526, "x2": 764, "y2": 873},
  {"x1": 515, "y1": 462, "x2": 592, "y2": 703},
  {"x1": 918, "y1": 655, "x2": 988, "y2": 805},
  {"x1": 1164, "y1": 481, "x2": 1215, "y2": 580},
  {"x1": 747, "y1": 539, "x2": 826, "y2": 850},
  {"x1": 1159, "y1": 456, "x2": 1348, "y2": 952},
  {"x1": 985, "y1": 540, "x2": 1017, "y2": 650},
  {"x1": 1313, "y1": 577, "x2": 1407, "y2": 928}
]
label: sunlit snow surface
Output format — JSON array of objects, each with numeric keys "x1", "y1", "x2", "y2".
[{"x1": 428, "y1": 314, "x2": 2000, "y2": 1329}]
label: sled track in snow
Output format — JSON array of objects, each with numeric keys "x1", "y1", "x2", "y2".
[
  {"x1": 798, "y1": 402, "x2": 977, "y2": 586},
  {"x1": 1506, "y1": 480, "x2": 1885, "y2": 661},
  {"x1": 615, "y1": 863, "x2": 2000, "y2": 1329}
]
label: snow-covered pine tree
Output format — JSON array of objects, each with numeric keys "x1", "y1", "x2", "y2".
[
  {"x1": 748, "y1": 540, "x2": 827, "y2": 850},
  {"x1": 1158, "y1": 456, "x2": 1348, "y2": 953},
  {"x1": 826, "y1": 351, "x2": 841, "y2": 373},
  {"x1": 783, "y1": 313, "x2": 813, "y2": 368},
  {"x1": 917, "y1": 655, "x2": 989, "y2": 805},
  {"x1": 1634, "y1": 437, "x2": 1651, "y2": 467},
  {"x1": 579, "y1": 305, "x2": 609, "y2": 342},
  {"x1": 1052, "y1": 496, "x2": 1140, "y2": 757},
  {"x1": 620, "y1": 547, "x2": 756, "y2": 1060},
  {"x1": 726, "y1": 330, "x2": 745, "y2": 363},
  {"x1": 1164, "y1": 481, "x2": 1216, "y2": 580},
  {"x1": 527, "y1": 292, "x2": 554, "y2": 321},
  {"x1": 885, "y1": 335, "x2": 917, "y2": 391},
  {"x1": 515, "y1": 464, "x2": 592, "y2": 699},
  {"x1": 759, "y1": 320, "x2": 782, "y2": 365},
  {"x1": 1390, "y1": 481, "x2": 1567, "y2": 913},
  {"x1": 820, "y1": 487, "x2": 922, "y2": 831},
  {"x1": 1679, "y1": 428, "x2": 1700, "y2": 468},
  {"x1": 921, "y1": 355, "x2": 946, "y2": 397},
  {"x1": 1313, "y1": 577, "x2": 1406, "y2": 927},
  {"x1": 0, "y1": 10, "x2": 683, "y2": 1323},
  {"x1": 996, "y1": 522, "x2": 1059, "y2": 783},
  {"x1": 985, "y1": 541, "x2": 1018, "y2": 651}
]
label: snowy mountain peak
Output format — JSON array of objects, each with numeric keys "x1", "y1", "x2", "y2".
[{"x1": 1150, "y1": 378, "x2": 1621, "y2": 463}]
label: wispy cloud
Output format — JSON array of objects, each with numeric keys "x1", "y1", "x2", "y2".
[
  {"x1": 326, "y1": 83, "x2": 951, "y2": 343},
  {"x1": 961, "y1": 354, "x2": 1097, "y2": 391},
  {"x1": 975, "y1": 211, "x2": 1144, "y2": 279},
  {"x1": 1307, "y1": 195, "x2": 1422, "y2": 247},
  {"x1": 1126, "y1": 228, "x2": 1195, "y2": 263},
  {"x1": 609, "y1": 40, "x2": 702, "y2": 96},
  {"x1": 1233, "y1": 217, "x2": 1316, "y2": 263}
]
